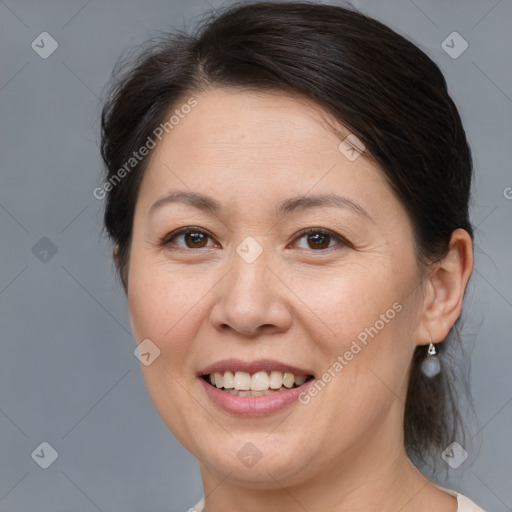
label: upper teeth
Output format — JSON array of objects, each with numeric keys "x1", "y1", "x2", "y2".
[{"x1": 209, "y1": 371, "x2": 307, "y2": 391}]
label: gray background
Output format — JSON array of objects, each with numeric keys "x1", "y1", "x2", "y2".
[{"x1": 0, "y1": 0, "x2": 511, "y2": 510}]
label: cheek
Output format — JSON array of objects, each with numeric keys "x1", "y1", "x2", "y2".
[
  {"x1": 294, "y1": 262, "x2": 410, "y2": 347},
  {"x1": 292, "y1": 270, "x2": 416, "y2": 450},
  {"x1": 294, "y1": 261, "x2": 417, "y2": 408},
  {"x1": 126, "y1": 257, "x2": 212, "y2": 442},
  {"x1": 127, "y1": 255, "x2": 202, "y2": 371},
  {"x1": 128, "y1": 241, "x2": 210, "y2": 334}
]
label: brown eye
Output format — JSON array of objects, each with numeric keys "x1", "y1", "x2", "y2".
[
  {"x1": 161, "y1": 227, "x2": 216, "y2": 249},
  {"x1": 184, "y1": 232, "x2": 209, "y2": 248},
  {"x1": 292, "y1": 228, "x2": 349, "y2": 251},
  {"x1": 306, "y1": 232, "x2": 331, "y2": 249}
]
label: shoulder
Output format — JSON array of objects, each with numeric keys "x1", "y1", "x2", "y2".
[
  {"x1": 456, "y1": 493, "x2": 487, "y2": 512},
  {"x1": 188, "y1": 497, "x2": 204, "y2": 512},
  {"x1": 189, "y1": 490, "x2": 487, "y2": 512},
  {"x1": 435, "y1": 485, "x2": 487, "y2": 512}
]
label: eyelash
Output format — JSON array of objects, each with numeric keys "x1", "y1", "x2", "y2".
[{"x1": 158, "y1": 226, "x2": 352, "y2": 252}]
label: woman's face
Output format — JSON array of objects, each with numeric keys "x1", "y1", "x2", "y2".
[{"x1": 127, "y1": 88, "x2": 426, "y2": 487}]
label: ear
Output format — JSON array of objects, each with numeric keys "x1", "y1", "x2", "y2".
[{"x1": 419, "y1": 228, "x2": 474, "y2": 345}]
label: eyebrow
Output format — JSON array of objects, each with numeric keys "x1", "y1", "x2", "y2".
[{"x1": 149, "y1": 190, "x2": 371, "y2": 220}]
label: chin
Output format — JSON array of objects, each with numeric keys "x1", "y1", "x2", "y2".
[{"x1": 192, "y1": 431, "x2": 318, "y2": 487}]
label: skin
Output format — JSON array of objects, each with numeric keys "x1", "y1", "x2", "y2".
[{"x1": 124, "y1": 88, "x2": 473, "y2": 511}]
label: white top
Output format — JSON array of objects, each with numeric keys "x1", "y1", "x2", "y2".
[
  {"x1": 435, "y1": 485, "x2": 487, "y2": 512},
  {"x1": 189, "y1": 486, "x2": 486, "y2": 511}
]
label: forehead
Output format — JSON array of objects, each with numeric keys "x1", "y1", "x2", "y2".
[
  {"x1": 135, "y1": 88, "x2": 395, "y2": 219},
  {"x1": 162, "y1": 88, "x2": 347, "y2": 156}
]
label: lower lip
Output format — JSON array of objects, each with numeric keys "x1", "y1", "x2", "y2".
[{"x1": 199, "y1": 378, "x2": 314, "y2": 416}]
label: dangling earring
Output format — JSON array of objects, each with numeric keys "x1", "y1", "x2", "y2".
[{"x1": 421, "y1": 337, "x2": 441, "y2": 378}]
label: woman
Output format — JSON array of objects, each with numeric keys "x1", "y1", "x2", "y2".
[{"x1": 100, "y1": 2, "x2": 485, "y2": 510}]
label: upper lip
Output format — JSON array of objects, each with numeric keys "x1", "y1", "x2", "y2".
[{"x1": 199, "y1": 359, "x2": 314, "y2": 377}]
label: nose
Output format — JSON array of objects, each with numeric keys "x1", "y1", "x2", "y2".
[{"x1": 209, "y1": 250, "x2": 293, "y2": 337}]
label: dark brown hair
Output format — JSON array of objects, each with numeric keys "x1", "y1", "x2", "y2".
[{"x1": 100, "y1": 1, "x2": 473, "y2": 467}]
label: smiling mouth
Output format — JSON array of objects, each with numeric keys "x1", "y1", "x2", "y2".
[{"x1": 202, "y1": 370, "x2": 314, "y2": 397}]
